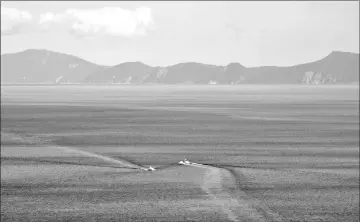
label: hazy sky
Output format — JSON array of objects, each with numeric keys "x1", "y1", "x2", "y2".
[{"x1": 1, "y1": 1, "x2": 359, "y2": 67}]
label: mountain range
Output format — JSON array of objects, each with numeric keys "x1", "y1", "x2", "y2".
[{"x1": 1, "y1": 49, "x2": 359, "y2": 84}]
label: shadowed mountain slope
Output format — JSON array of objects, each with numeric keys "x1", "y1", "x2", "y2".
[{"x1": 1, "y1": 50, "x2": 358, "y2": 84}]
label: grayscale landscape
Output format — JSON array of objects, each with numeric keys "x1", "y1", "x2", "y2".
[
  {"x1": 1, "y1": 1, "x2": 359, "y2": 222},
  {"x1": 1, "y1": 49, "x2": 359, "y2": 85},
  {"x1": 1, "y1": 85, "x2": 359, "y2": 221}
]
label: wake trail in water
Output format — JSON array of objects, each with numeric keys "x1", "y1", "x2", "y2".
[
  {"x1": 2, "y1": 131, "x2": 144, "y2": 170},
  {"x1": 4, "y1": 131, "x2": 283, "y2": 221},
  {"x1": 51, "y1": 146, "x2": 142, "y2": 169},
  {"x1": 188, "y1": 163, "x2": 284, "y2": 222}
]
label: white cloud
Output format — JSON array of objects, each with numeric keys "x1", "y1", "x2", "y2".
[
  {"x1": 1, "y1": 7, "x2": 33, "y2": 35},
  {"x1": 39, "y1": 6, "x2": 154, "y2": 37},
  {"x1": 1, "y1": 7, "x2": 32, "y2": 20},
  {"x1": 39, "y1": 12, "x2": 64, "y2": 24}
]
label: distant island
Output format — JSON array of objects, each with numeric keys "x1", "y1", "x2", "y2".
[{"x1": 1, "y1": 49, "x2": 359, "y2": 85}]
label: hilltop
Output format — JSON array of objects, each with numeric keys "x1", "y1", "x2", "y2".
[{"x1": 1, "y1": 50, "x2": 358, "y2": 84}]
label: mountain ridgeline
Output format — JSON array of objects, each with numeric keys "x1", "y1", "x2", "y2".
[{"x1": 1, "y1": 49, "x2": 359, "y2": 84}]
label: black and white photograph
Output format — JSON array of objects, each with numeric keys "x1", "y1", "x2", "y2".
[{"x1": 1, "y1": 1, "x2": 359, "y2": 221}]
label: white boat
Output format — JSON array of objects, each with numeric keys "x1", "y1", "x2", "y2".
[
  {"x1": 143, "y1": 166, "x2": 156, "y2": 171},
  {"x1": 179, "y1": 159, "x2": 191, "y2": 165}
]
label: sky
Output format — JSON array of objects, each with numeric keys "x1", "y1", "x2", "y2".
[{"x1": 1, "y1": 1, "x2": 359, "y2": 67}]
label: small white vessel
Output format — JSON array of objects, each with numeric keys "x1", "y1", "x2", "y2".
[
  {"x1": 143, "y1": 166, "x2": 156, "y2": 171},
  {"x1": 179, "y1": 159, "x2": 191, "y2": 165}
]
